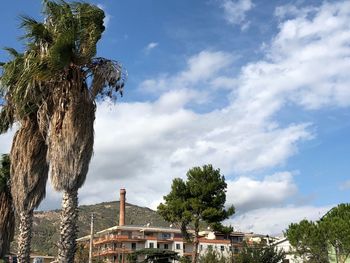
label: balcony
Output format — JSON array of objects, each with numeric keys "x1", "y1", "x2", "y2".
[
  {"x1": 93, "y1": 247, "x2": 132, "y2": 257},
  {"x1": 94, "y1": 234, "x2": 145, "y2": 245}
]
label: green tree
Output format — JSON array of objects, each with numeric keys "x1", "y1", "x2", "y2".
[
  {"x1": 198, "y1": 246, "x2": 227, "y2": 263},
  {"x1": 158, "y1": 164, "x2": 235, "y2": 263},
  {"x1": 236, "y1": 242, "x2": 285, "y2": 263},
  {"x1": 0, "y1": 154, "x2": 15, "y2": 259},
  {"x1": 127, "y1": 248, "x2": 179, "y2": 263},
  {"x1": 0, "y1": 1, "x2": 126, "y2": 262},
  {"x1": 320, "y1": 204, "x2": 350, "y2": 263},
  {"x1": 285, "y1": 219, "x2": 329, "y2": 263}
]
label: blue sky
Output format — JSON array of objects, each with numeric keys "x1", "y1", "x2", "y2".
[{"x1": 1, "y1": 0, "x2": 350, "y2": 235}]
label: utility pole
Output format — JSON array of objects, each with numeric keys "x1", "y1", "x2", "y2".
[{"x1": 89, "y1": 213, "x2": 94, "y2": 263}]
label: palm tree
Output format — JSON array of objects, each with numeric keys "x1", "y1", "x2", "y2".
[
  {"x1": 1, "y1": 50, "x2": 49, "y2": 263},
  {"x1": 0, "y1": 154, "x2": 15, "y2": 259},
  {"x1": 0, "y1": 1, "x2": 126, "y2": 262}
]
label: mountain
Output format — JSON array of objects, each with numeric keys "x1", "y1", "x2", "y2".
[{"x1": 13, "y1": 201, "x2": 169, "y2": 256}]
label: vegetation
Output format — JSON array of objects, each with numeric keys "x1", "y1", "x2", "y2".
[
  {"x1": 235, "y1": 242, "x2": 285, "y2": 263},
  {"x1": 0, "y1": 0, "x2": 126, "y2": 262},
  {"x1": 286, "y1": 219, "x2": 329, "y2": 262},
  {"x1": 0, "y1": 154, "x2": 15, "y2": 259},
  {"x1": 12, "y1": 201, "x2": 169, "y2": 256},
  {"x1": 128, "y1": 248, "x2": 179, "y2": 263},
  {"x1": 157, "y1": 164, "x2": 235, "y2": 263},
  {"x1": 285, "y1": 203, "x2": 350, "y2": 263},
  {"x1": 198, "y1": 246, "x2": 227, "y2": 263},
  {"x1": 320, "y1": 204, "x2": 350, "y2": 263}
]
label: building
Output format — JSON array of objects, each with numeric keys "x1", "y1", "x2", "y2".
[
  {"x1": 77, "y1": 189, "x2": 244, "y2": 263},
  {"x1": 272, "y1": 237, "x2": 303, "y2": 263}
]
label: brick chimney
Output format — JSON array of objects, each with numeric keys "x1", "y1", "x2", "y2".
[{"x1": 119, "y1": 188, "x2": 126, "y2": 226}]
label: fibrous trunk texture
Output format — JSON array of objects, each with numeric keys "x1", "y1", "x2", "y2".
[
  {"x1": 48, "y1": 69, "x2": 95, "y2": 192},
  {"x1": 0, "y1": 191, "x2": 15, "y2": 258},
  {"x1": 10, "y1": 118, "x2": 49, "y2": 212},
  {"x1": 57, "y1": 190, "x2": 78, "y2": 263},
  {"x1": 10, "y1": 117, "x2": 49, "y2": 262},
  {"x1": 17, "y1": 210, "x2": 33, "y2": 263}
]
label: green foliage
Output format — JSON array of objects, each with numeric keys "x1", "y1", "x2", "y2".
[
  {"x1": 285, "y1": 205, "x2": 350, "y2": 263},
  {"x1": 236, "y1": 242, "x2": 285, "y2": 263},
  {"x1": 0, "y1": 154, "x2": 10, "y2": 193},
  {"x1": 320, "y1": 204, "x2": 350, "y2": 263},
  {"x1": 127, "y1": 248, "x2": 179, "y2": 263},
  {"x1": 158, "y1": 164, "x2": 235, "y2": 236},
  {"x1": 179, "y1": 256, "x2": 192, "y2": 263},
  {"x1": 158, "y1": 164, "x2": 234, "y2": 263},
  {"x1": 12, "y1": 201, "x2": 169, "y2": 255},
  {"x1": 198, "y1": 246, "x2": 227, "y2": 263},
  {"x1": 286, "y1": 219, "x2": 329, "y2": 263}
]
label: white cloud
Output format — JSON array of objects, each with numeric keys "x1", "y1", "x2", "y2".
[
  {"x1": 140, "y1": 50, "x2": 235, "y2": 93},
  {"x1": 220, "y1": 0, "x2": 254, "y2": 30},
  {"x1": 226, "y1": 172, "x2": 298, "y2": 212},
  {"x1": 97, "y1": 4, "x2": 112, "y2": 28},
  {"x1": 144, "y1": 42, "x2": 159, "y2": 54},
  {"x1": 1, "y1": 1, "x2": 350, "y2": 236},
  {"x1": 0, "y1": 128, "x2": 15, "y2": 154},
  {"x1": 228, "y1": 205, "x2": 332, "y2": 235},
  {"x1": 339, "y1": 180, "x2": 350, "y2": 191}
]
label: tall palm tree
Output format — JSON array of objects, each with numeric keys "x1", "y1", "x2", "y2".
[
  {"x1": 0, "y1": 154, "x2": 15, "y2": 259},
  {"x1": 1, "y1": 50, "x2": 49, "y2": 263},
  {"x1": 1, "y1": 1, "x2": 126, "y2": 262}
]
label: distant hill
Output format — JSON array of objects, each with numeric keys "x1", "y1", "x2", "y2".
[{"x1": 12, "y1": 201, "x2": 169, "y2": 256}]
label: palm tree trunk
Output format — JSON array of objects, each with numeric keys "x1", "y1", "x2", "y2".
[
  {"x1": 57, "y1": 189, "x2": 78, "y2": 263},
  {"x1": 17, "y1": 210, "x2": 33, "y2": 263},
  {"x1": 0, "y1": 192, "x2": 15, "y2": 258}
]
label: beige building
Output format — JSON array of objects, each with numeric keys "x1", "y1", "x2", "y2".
[{"x1": 77, "y1": 189, "x2": 244, "y2": 263}]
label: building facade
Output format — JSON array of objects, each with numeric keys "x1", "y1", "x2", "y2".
[{"x1": 77, "y1": 189, "x2": 244, "y2": 263}]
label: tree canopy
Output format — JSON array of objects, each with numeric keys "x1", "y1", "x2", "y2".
[
  {"x1": 235, "y1": 242, "x2": 286, "y2": 263},
  {"x1": 285, "y1": 203, "x2": 350, "y2": 263},
  {"x1": 157, "y1": 164, "x2": 235, "y2": 263}
]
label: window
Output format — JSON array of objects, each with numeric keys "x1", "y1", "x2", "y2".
[
  {"x1": 131, "y1": 243, "x2": 136, "y2": 250},
  {"x1": 157, "y1": 244, "x2": 160, "y2": 249},
  {"x1": 162, "y1": 233, "x2": 171, "y2": 239},
  {"x1": 200, "y1": 245, "x2": 203, "y2": 251},
  {"x1": 164, "y1": 244, "x2": 169, "y2": 249},
  {"x1": 176, "y1": 243, "x2": 181, "y2": 250},
  {"x1": 149, "y1": 242, "x2": 154, "y2": 248},
  {"x1": 220, "y1": 246, "x2": 224, "y2": 251}
]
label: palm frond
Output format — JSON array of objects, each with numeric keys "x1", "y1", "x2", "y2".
[
  {"x1": 19, "y1": 15, "x2": 52, "y2": 44},
  {"x1": 3, "y1": 47, "x2": 21, "y2": 59},
  {"x1": 88, "y1": 57, "x2": 127, "y2": 99}
]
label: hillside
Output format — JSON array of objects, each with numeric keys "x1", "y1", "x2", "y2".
[{"x1": 13, "y1": 201, "x2": 169, "y2": 256}]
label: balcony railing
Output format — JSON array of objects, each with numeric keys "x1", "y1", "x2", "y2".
[{"x1": 93, "y1": 247, "x2": 132, "y2": 257}]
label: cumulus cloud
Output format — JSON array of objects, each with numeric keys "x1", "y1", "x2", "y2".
[
  {"x1": 1, "y1": 1, "x2": 350, "y2": 235},
  {"x1": 220, "y1": 0, "x2": 254, "y2": 30},
  {"x1": 140, "y1": 50, "x2": 235, "y2": 93},
  {"x1": 228, "y1": 205, "x2": 332, "y2": 235},
  {"x1": 226, "y1": 172, "x2": 298, "y2": 212}
]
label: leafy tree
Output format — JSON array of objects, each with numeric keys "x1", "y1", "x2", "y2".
[
  {"x1": 236, "y1": 242, "x2": 285, "y2": 263},
  {"x1": 127, "y1": 248, "x2": 179, "y2": 263},
  {"x1": 285, "y1": 219, "x2": 329, "y2": 263},
  {"x1": 158, "y1": 164, "x2": 235, "y2": 263},
  {"x1": 320, "y1": 204, "x2": 350, "y2": 263},
  {"x1": 0, "y1": 1, "x2": 126, "y2": 262},
  {"x1": 0, "y1": 154, "x2": 15, "y2": 259},
  {"x1": 198, "y1": 246, "x2": 227, "y2": 263}
]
